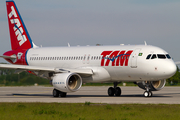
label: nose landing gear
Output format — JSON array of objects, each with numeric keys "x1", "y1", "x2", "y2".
[
  {"x1": 143, "y1": 82, "x2": 153, "y2": 97},
  {"x1": 108, "y1": 82, "x2": 121, "y2": 96},
  {"x1": 144, "y1": 91, "x2": 153, "y2": 97}
]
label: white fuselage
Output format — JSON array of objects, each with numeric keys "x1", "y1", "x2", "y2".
[{"x1": 26, "y1": 45, "x2": 176, "y2": 83}]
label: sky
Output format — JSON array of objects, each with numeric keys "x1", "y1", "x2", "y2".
[{"x1": 0, "y1": 0, "x2": 180, "y2": 63}]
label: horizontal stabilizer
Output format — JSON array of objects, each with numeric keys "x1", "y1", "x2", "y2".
[{"x1": 0, "y1": 55, "x2": 16, "y2": 59}]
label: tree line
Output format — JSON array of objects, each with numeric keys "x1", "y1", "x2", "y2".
[{"x1": 0, "y1": 68, "x2": 49, "y2": 86}]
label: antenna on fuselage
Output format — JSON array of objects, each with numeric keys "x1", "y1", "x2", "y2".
[
  {"x1": 144, "y1": 41, "x2": 147, "y2": 46},
  {"x1": 68, "y1": 43, "x2": 70, "y2": 47}
]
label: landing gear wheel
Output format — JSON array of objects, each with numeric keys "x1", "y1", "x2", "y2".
[
  {"x1": 108, "y1": 87, "x2": 115, "y2": 96},
  {"x1": 148, "y1": 91, "x2": 153, "y2": 97},
  {"x1": 144, "y1": 91, "x2": 149, "y2": 97},
  {"x1": 115, "y1": 87, "x2": 121, "y2": 96},
  {"x1": 53, "y1": 89, "x2": 59, "y2": 97},
  {"x1": 60, "y1": 92, "x2": 67, "y2": 97}
]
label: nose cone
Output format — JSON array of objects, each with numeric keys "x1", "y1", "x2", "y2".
[{"x1": 164, "y1": 61, "x2": 176, "y2": 78}]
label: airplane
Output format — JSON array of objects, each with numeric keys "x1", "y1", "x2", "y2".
[{"x1": 0, "y1": 1, "x2": 177, "y2": 98}]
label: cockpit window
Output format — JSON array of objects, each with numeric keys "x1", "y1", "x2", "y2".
[
  {"x1": 146, "y1": 54, "x2": 151, "y2": 59},
  {"x1": 157, "y1": 54, "x2": 166, "y2": 59},
  {"x1": 151, "y1": 54, "x2": 157, "y2": 59},
  {"x1": 146, "y1": 53, "x2": 172, "y2": 60},
  {"x1": 166, "y1": 54, "x2": 171, "y2": 59}
]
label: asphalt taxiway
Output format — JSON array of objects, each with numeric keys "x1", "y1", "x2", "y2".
[{"x1": 0, "y1": 86, "x2": 180, "y2": 104}]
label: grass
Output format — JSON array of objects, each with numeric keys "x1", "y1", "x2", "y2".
[{"x1": 0, "y1": 103, "x2": 179, "y2": 120}]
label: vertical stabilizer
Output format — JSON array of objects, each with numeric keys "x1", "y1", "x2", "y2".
[{"x1": 6, "y1": 1, "x2": 35, "y2": 50}]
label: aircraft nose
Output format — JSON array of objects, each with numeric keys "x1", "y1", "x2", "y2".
[{"x1": 165, "y1": 61, "x2": 176, "y2": 77}]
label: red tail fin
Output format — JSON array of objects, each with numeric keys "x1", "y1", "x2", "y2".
[{"x1": 6, "y1": 1, "x2": 34, "y2": 50}]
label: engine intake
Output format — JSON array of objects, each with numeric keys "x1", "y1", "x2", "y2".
[
  {"x1": 52, "y1": 73, "x2": 82, "y2": 93},
  {"x1": 137, "y1": 79, "x2": 166, "y2": 91}
]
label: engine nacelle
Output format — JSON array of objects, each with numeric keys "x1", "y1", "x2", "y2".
[
  {"x1": 137, "y1": 79, "x2": 166, "y2": 91},
  {"x1": 52, "y1": 73, "x2": 82, "y2": 93}
]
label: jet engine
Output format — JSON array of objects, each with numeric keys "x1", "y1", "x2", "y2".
[
  {"x1": 137, "y1": 79, "x2": 166, "y2": 91},
  {"x1": 52, "y1": 73, "x2": 82, "y2": 93}
]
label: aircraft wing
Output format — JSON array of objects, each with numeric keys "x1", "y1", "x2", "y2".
[{"x1": 0, "y1": 64, "x2": 93, "y2": 75}]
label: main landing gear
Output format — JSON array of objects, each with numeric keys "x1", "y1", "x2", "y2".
[
  {"x1": 143, "y1": 82, "x2": 153, "y2": 97},
  {"x1": 53, "y1": 88, "x2": 67, "y2": 97},
  {"x1": 108, "y1": 82, "x2": 121, "y2": 96}
]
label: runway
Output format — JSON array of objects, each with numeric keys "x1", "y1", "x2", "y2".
[{"x1": 0, "y1": 86, "x2": 180, "y2": 104}]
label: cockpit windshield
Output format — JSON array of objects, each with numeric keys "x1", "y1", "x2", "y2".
[
  {"x1": 166, "y1": 54, "x2": 171, "y2": 59},
  {"x1": 151, "y1": 54, "x2": 157, "y2": 59},
  {"x1": 157, "y1": 54, "x2": 166, "y2": 59},
  {"x1": 146, "y1": 54, "x2": 151, "y2": 59},
  {"x1": 146, "y1": 54, "x2": 171, "y2": 60}
]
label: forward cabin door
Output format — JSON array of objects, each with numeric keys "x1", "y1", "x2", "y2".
[{"x1": 130, "y1": 48, "x2": 141, "y2": 68}]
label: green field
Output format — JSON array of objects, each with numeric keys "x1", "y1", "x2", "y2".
[{"x1": 0, "y1": 103, "x2": 179, "y2": 120}]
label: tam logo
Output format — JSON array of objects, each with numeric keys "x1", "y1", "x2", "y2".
[
  {"x1": 101, "y1": 50, "x2": 133, "y2": 66},
  {"x1": 8, "y1": 6, "x2": 27, "y2": 46}
]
